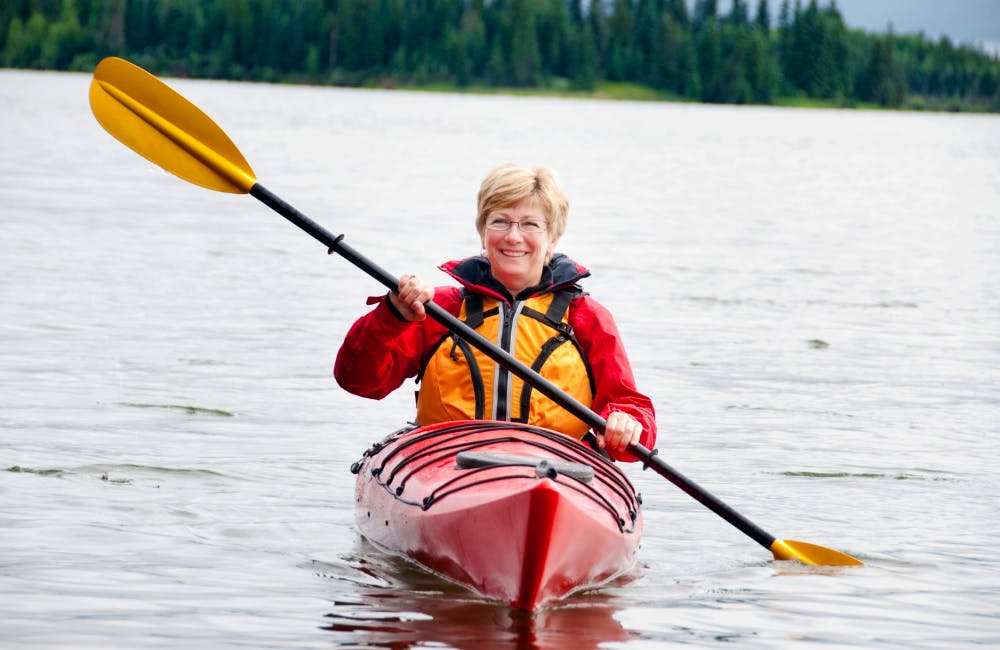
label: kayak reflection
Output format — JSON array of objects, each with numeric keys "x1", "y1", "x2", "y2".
[{"x1": 321, "y1": 542, "x2": 638, "y2": 649}]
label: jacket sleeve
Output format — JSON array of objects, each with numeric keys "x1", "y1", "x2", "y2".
[
  {"x1": 333, "y1": 287, "x2": 458, "y2": 399},
  {"x1": 569, "y1": 294, "x2": 658, "y2": 461}
]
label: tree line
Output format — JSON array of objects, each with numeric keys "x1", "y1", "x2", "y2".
[{"x1": 3, "y1": 0, "x2": 999, "y2": 111}]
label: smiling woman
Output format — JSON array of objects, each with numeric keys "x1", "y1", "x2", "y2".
[
  {"x1": 478, "y1": 164, "x2": 564, "y2": 295},
  {"x1": 333, "y1": 163, "x2": 658, "y2": 461},
  {"x1": 478, "y1": 165, "x2": 562, "y2": 296},
  {"x1": 480, "y1": 199, "x2": 552, "y2": 295}
]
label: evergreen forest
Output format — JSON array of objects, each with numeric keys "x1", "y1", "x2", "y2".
[{"x1": 3, "y1": 0, "x2": 999, "y2": 112}]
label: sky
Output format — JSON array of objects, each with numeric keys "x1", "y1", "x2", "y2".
[
  {"x1": 831, "y1": 0, "x2": 1000, "y2": 51},
  {"x1": 717, "y1": 0, "x2": 1000, "y2": 54}
]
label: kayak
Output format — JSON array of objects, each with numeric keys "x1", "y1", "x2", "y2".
[
  {"x1": 352, "y1": 420, "x2": 643, "y2": 610},
  {"x1": 352, "y1": 420, "x2": 644, "y2": 610}
]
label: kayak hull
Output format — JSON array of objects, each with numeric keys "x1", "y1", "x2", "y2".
[{"x1": 353, "y1": 420, "x2": 643, "y2": 610}]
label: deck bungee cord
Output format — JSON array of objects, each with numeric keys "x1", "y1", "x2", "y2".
[{"x1": 354, "y1": 421, "x2": 640, "y2": 532}]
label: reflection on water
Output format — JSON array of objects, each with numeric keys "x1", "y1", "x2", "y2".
[{"x1": 317, "y1": 542, "x2": 637, "y2": 649}]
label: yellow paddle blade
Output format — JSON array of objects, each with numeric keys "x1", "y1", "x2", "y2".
[
  {"x1": 89, "y1": 57, "x2": 256, "y2": 194},
  {"x1": 770, "y1": 538, "x2": 863, "y2": 566}
]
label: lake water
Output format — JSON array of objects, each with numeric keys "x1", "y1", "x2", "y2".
[{"x1": 2, "y1": 68, "x2": 999, "y2": 649}]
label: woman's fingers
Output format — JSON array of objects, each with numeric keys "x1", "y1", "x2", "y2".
[
  {"x1": 395, "y1": 274, "x2": 433, "y2": 321},
  {"x1": 601, "y1": 411, "x2": 642, "y2": 452}
]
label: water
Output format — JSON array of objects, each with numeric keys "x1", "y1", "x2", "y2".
[{"x1": 2, "y1": 68, "x2": 999, "y2": 648}]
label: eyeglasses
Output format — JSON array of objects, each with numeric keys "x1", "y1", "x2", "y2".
[{"x1": 485, "y1": 217, "x2": 548, "y2": 234}]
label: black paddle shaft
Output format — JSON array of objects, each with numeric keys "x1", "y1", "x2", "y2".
[{"x1": 249, "y1": 182, "x2": 779, "y2": 553}]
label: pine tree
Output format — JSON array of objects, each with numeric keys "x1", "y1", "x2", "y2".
[
  {"x1": 753, "y1": 0, "x2": 770, "y2": 32},
  {"x1": 860, "y1": 31, "x2": 906, "y2": 106},
  {"x1": 606, "y1": 0, "x2": 635, "y2": 81},
  {"x1": 510, "y1": 0, "x2": 541, "y2": 85}
]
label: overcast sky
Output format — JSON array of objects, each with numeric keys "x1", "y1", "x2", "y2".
[
  {"x1": 715, "y1": 0, "x2": 1000, "y2": 53},
  {"x1": 832, "y1": 0, "x2": 999, "y2": 46}
]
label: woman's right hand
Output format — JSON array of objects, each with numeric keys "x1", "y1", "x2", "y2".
[{"x1": 389, "y1": 274, "x2": 434, "y2": 321}]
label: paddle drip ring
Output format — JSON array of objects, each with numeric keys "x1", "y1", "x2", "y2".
[
  {"x1": 641, "y1": 447, "x2": 659, "y2": 471},
  {"x1": 326, "y1": 234, "x2": 345, "y2": 254}
]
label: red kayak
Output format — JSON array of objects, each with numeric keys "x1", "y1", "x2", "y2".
[{"x1": 352, "y1": 420, "x2": 643, "y2": 610}]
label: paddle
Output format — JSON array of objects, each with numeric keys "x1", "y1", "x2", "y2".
[{"x1": 89, "y1": 56, "x2": 862, "y2": 567}]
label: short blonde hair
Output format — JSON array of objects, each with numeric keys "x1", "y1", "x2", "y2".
[{"x1": 476, "y1": 164, "x2": 569, "y2": 241}]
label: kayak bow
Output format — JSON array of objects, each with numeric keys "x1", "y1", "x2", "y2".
[{"x1": 352, "y1": 420, "x2": 643, "y2": 610}]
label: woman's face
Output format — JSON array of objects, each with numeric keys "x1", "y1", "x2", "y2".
[{"x1": 482, "y1": 197, "x2": 556, "y2": 297}]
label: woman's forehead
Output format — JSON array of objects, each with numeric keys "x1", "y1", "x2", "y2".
[{"x1": 494, "y1": 196, "x2": 545, "y2": 216}]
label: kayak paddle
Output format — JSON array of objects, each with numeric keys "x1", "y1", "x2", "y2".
[{"x1": 88, "y1": 56, "x2": 862, "y2": 567}]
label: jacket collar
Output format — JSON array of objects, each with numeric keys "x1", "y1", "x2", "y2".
[{"x1": 439, "y1": 253, "x2": 590, "y2": 304}]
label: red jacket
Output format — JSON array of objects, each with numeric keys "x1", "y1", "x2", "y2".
[{"x1": 334, "y1": 254, "x2": 657, "y2": 461}]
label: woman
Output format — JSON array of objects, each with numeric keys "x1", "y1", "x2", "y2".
[{"x1": 334, "y1": 164, "x2": 656, "y2": 461}]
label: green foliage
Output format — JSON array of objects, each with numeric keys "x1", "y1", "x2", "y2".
[
  {"x1": 858, "y1": 32, "x2": 906, "y2": 107},
  {"x1": 1, "y1": 0, "x2": 997, "y2": 112}
]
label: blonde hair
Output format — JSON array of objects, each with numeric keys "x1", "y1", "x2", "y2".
[{"x1": 475, "y1": 164, "x2": 569, "y2": 241}]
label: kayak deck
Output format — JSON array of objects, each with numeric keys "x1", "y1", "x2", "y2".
[{"x1": 352, "y1": 420, "x2": 643, "y2": 610}]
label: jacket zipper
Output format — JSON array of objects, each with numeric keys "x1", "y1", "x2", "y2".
[{"x1": 493, "y1": 300, "x2": 524, "y2": 420}]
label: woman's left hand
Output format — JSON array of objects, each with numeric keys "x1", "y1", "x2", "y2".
[{"x1": 599, "y1": 411, "x2": 643, "y2": 453}]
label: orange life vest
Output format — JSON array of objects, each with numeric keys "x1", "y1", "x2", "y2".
[{"x1": 415, "y1": 290, "x2": 595, "y2": 438}]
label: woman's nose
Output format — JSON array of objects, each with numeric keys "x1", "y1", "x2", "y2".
[{"x1": 504, "y1": 225, "x2": 524, "y2": 240}]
